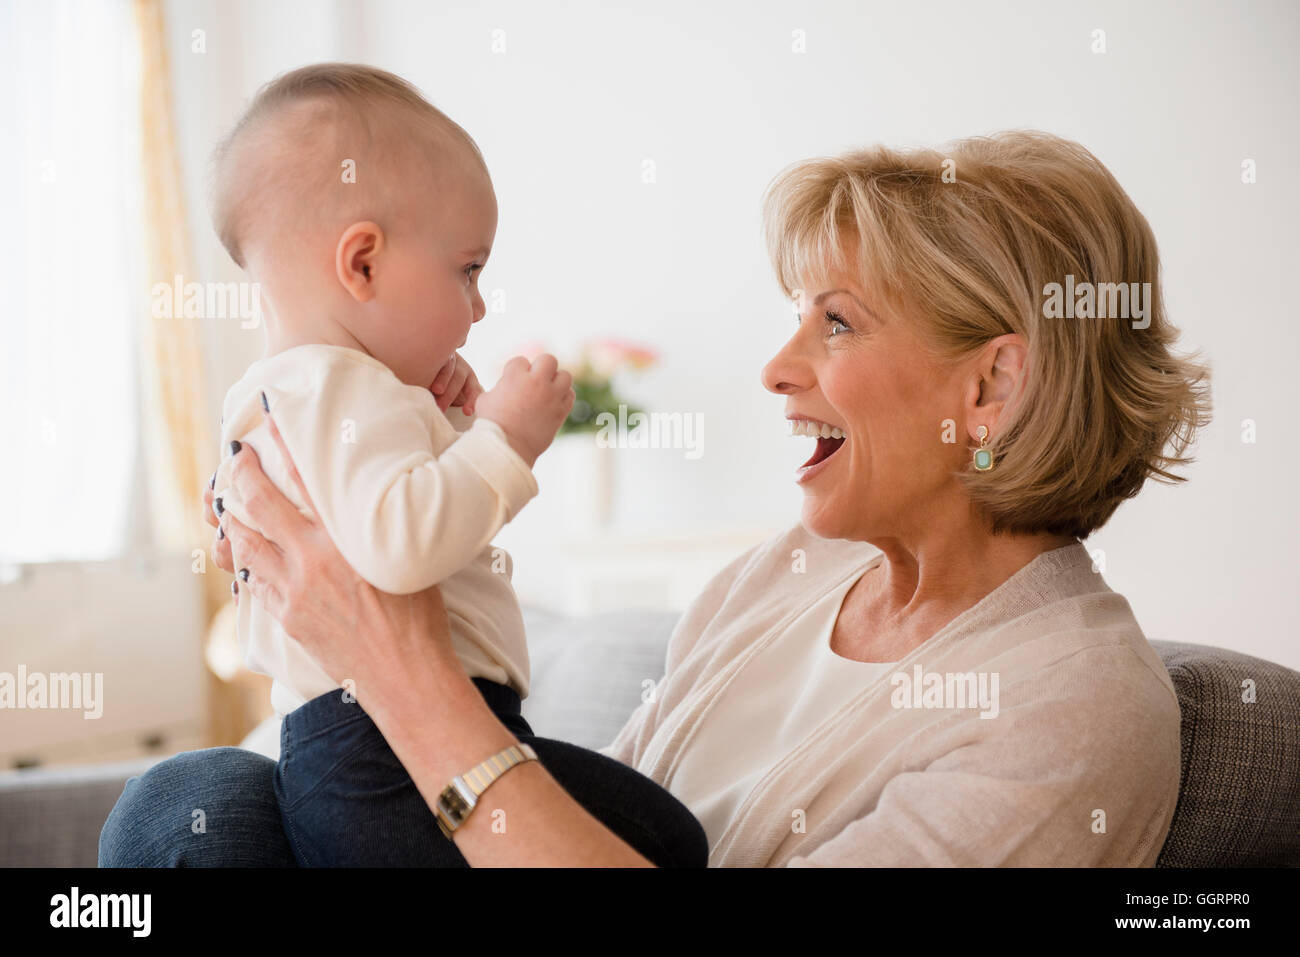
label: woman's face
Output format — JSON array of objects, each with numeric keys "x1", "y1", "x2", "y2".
[{"x1": 761, "y1": 255, "x2": 969, "y2": 544}]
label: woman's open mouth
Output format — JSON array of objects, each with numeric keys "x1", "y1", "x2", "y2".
[{"x1": 789, "y1": 418, "x2": 847, "y2": 482}]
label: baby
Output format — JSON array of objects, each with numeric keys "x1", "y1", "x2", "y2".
[{"x1": 207, "y1": 64, "x2": 572, "y2": 865}]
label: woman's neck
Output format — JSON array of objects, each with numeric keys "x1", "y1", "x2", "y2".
[{"x1": 836, "y1": 527, "x2": 1079, "y2": 662}]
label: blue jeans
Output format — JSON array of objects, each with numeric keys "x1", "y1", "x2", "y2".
[{"x1": 99, "y1": 678, "x2": 707, "y2": 867}]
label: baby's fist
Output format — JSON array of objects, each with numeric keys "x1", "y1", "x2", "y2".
[{"x1": 474, "y1": 354, "x2": 575, "y2": 468}]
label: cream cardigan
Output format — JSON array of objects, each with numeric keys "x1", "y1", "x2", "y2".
[{"x1": 599, "y1": 524, "x2": 1182, "y2": 867}]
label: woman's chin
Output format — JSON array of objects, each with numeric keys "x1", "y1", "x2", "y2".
[{"x1": 800, "y1": 495, "x2": 850, "y2": 541}]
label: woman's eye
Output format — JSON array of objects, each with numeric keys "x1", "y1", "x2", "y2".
[
  {"x1": 464, "y1": 264, "x2": 482, "y2": 280},
  {"x1": 825, "y1": 311, "x2": 850, "y2": 336}
]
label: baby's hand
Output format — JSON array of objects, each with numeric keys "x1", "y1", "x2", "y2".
[
  {"x1": 430, "y1": 353, "x2": 483, "y2": 415},
  {"x1": 474, "y1": 354, "x2": 575, "y2": 468}
]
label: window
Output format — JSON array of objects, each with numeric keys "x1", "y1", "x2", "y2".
[{"x1": 0, "y1": 0, "x2": 145, "y2": 562}]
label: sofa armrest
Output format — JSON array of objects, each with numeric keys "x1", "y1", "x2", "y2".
[{"x1": 0, "y1": 757, "x2": 162, "y2": 867}]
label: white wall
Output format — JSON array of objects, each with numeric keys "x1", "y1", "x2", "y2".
[{"x1": 164, "y1": 0, "x2": 1300, "y2": 668}]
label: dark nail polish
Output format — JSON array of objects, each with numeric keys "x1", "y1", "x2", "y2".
[
  {"x1": 209, "y1": 471, "x2": 216, "y2": 490},
  {"x1": 231, "y1": 580, "x2": 239, "y2": 597},
  {"x1": 217, "y1": 526, "x2": 225, "y2": 540},
  {"x1": 238, "y1": 568, "x2": 249, "y2": 582},
  {"x1": 214, "y1": 497, "x2": 224, "y2": 517},
  {"x1": 229, "y1": 440, "x2": 242, "y2": 456},
  {"x1": 261, "y1": 391, "x2": 269, "y2": 413}
]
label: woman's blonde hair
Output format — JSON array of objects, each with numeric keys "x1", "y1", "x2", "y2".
[{"x1": 762, "y1": 130, "x2": 1212, "y2": 539}]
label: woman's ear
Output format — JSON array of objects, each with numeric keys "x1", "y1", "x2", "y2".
[
  {"x1": 965, "y1": 333, "x2": 1029, "y2": 438},
  {"x1": 335, "y1": 221, "x2": 385, "y2": 303}
]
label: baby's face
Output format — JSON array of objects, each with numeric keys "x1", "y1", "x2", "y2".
[{"x1": 368, "y1": 160, "x2": 498, "y2": 388}]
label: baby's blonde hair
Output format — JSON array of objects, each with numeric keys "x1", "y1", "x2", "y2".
[
  {"x1": 210, "y1": 62, "x2": 486, "y2": 268},
  {"x1": 763, "y1": 130, "x2": 1212, "y2": 539}
]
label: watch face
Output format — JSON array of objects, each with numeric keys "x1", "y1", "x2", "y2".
[{"x1": 438, "y1": 787, "x2": 472, "y2": 821}]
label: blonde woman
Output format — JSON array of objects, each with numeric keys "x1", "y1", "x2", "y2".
[{"x1": 102, "y1": 130, "x2": 1210, "y2": 867}]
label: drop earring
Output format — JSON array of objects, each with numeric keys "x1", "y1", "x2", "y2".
[{"x1": 973, "y1": 425, "x2": 994, "y2": 471}]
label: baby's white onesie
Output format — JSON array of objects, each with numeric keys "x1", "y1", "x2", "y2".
[{"x1": 213, "y1": 344, "x2": 538, "y2": 717}]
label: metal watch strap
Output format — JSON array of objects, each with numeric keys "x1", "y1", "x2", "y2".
[{"x1": 434, "y1": 742, "x2": 539, "y2": 839}]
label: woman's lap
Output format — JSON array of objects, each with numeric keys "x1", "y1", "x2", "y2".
[
  {"x1": 99, "y1": 746, "x2": 297, "y2": 867},
  {"x1": 522, "y1": 735, "x2": 707, "y2": 867},
  {"x1": 99, "y1": 735, "x2": 708, "y2": 868}
]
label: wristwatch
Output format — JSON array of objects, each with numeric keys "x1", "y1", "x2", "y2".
[{"x1": 434, "y1": 742, "x2": 539, "y2": 840}]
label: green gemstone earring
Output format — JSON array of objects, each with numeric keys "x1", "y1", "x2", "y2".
[{"x1": 973, "y1": 425, "x2": 994, "y2": 471}]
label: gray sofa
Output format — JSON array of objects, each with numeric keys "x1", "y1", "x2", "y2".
[{"x1": 2, "y1": 606, "x2": 1297, "y2": 867}]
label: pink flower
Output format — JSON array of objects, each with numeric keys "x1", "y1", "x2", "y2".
[{"x1": 584, "y1": 338, "x2": 658, "y2": 378}]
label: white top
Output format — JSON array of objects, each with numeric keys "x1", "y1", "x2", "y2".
[
  {"x1": 666, "y1": 569, "x2": 897, "y2": 853},
  {"x1": 214, "y1": 344, "x2": 539, "y2": 716}
]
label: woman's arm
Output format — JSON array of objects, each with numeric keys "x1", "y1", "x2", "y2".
[
  {"x1": 352, "y1": 623, "x2": 653, "y2": 868},
  {"x1": 210, "y1": 413, "x2": 653, "y2": 867}
]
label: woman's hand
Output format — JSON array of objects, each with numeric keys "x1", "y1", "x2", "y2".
[
  {"x1": 203, "y1": 469, "x2": 234, "y2": 576},
  {"x1": 213, "y1": 413, "x2": 456, "y2": 711}
]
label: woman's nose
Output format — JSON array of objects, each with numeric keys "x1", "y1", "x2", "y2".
[{"x1": 761, "y1": 337, "x2": 809, "y2": 395}]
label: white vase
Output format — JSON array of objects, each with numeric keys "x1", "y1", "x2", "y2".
[{"x1": 557, "y1": 432, "x2": 615, "y2": 531}]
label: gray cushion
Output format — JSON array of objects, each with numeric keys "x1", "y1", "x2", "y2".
[
  {"x1": 519, "y1": 605, "x2": 679, "y2": 751},
  {"x1": 1153, "y1": 641, "x2": 1300, "y2": 867}
]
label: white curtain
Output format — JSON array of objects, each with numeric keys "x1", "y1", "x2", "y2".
[{"x1": 0, "y1": 0, "x2": 146, "y2": 563}]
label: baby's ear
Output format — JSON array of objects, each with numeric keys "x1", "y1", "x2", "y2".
[{"x1": 335, "y1": 221, "x2": 384, "y2": 302}]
